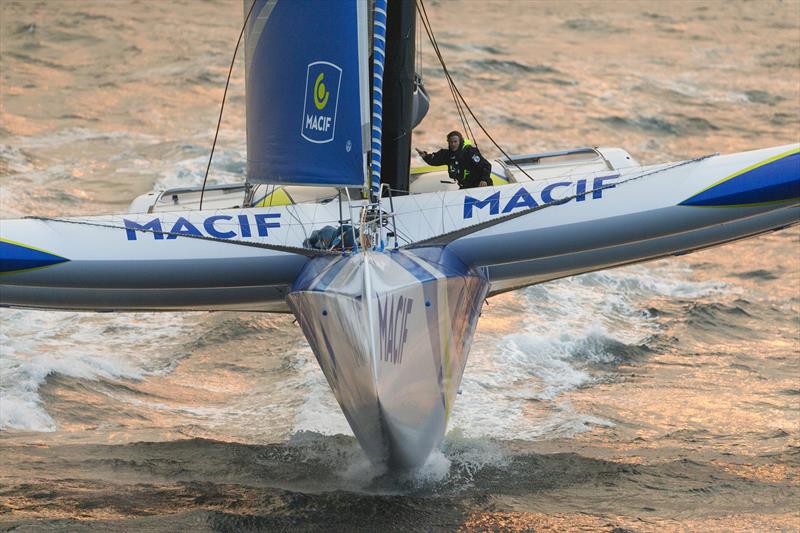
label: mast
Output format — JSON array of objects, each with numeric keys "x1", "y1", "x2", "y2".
[{"x1": 379, "y1": 0, "x2": 415, "y2": 195}]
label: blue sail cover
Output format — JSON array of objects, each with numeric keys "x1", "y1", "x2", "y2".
[{"x1": 245, "y1": 0, "x2": 369, "y2": 187}]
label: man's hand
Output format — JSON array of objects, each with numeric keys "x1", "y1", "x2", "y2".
[
  {"x1": 415, "y1": 147, "x2": 428, "y2": 158},
  {"x1": 478, "y1": 180, "x2": 489, "y2": 187}
]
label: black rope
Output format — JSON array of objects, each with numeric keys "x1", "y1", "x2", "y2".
[
  {"x1": 415, "y1": 0, "x2": 471, "y2": 141},
  {"x1": 199, "y1": 0, "x2": 258, "y2": 210},
  {"x1": 416, "y1": 0, "x2": 536, "y2": 182},
  {"x1": 414, "y1": 1, "x2": 465, "y2": 134},
  {"x1": 416, "y1": 0, "x2": 471, "y2": 140}
]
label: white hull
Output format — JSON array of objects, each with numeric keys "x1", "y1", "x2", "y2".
[{"x1": 2, "y1": 144, "x2": 798, "y2": 311}]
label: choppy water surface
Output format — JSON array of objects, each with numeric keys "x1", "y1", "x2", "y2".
[{"x1": 1, "y1": 1, "x2": 798, "y2": 531}]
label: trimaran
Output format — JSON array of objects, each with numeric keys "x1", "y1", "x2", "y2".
[{"x1": 1, "y1": 0, "x2": 798, "y2": 470}]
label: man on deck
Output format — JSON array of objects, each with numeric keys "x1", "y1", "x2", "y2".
[{"x1": 415, "y1": 131, "x2": 491, "y2": 189}]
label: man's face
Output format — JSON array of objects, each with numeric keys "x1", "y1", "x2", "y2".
[{"x1": 448, "y1": 136, "x2": 461, "y2": 151}]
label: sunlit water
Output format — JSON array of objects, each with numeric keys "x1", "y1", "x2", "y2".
[{"x1": 1, "y1": 1, "x2": 798, "y2": 530}]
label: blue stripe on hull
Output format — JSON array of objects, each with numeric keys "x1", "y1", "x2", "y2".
[
  {"x1": 389, "y1": 251, "x2": 437, "y2": 283},
  {"x1": 0, "y1": 239, "x2": 69, "y2": 274},
  {"x1": 681, "y1": 150, "x2": 800, "y2": 207}
]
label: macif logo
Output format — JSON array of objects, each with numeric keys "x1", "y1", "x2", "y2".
[
  {"x1": 377, "y1": 294, "x2": 414, "y2": 365},
  {"x1": 301, "y1": 61, "x2": 341, "y2": 143}
]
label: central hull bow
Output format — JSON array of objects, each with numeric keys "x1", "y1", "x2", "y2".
[{"x1": 287, "y1": 247, "x2": 488, "y2": 469}]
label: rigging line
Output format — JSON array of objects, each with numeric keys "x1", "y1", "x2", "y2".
[
  {"x1": 417, "y1": 2, "x2": 472, "y2": 141},
  {"x1": 417, "y1": 0, "x2": 534, "y2": 181},
  {"x1": 285, "y1": 197, "x2": 310, "y2": 242},
  {"x1": 24, "y1": 215, "x2": 336, "y2": 258},
  {"x1": 380, "y1": 181, "x2": 438, "y2": 239},
  {"x1": 415, "y1": 5, "x2": 461, "y2": 127},
  {"x1": 415, "y1": 0, "x2": 470, "y2": 137},
  {"x1": 199, "y1": 0, "x2": 258, "y2": 211},
  {"x1": 417, "y1": 0, "x2": 483, "y2": 156},
  {"x1": 406, "y1": 177, "x2": 440, "y2": 237},
  {"x1": 404, "y1": 153, "x2": 718, "y2": 249},
  {"x1": 391, "y1": 225, "x2": 415, "y2": 246},
  {"x1": 415, "y1": 0, "x2": 474, "y2": 142},
  {"x1": 420, "y1": 12, "x2": 490, "y2": 162},
  {"x1": 418, "y1": 3, "x2": 425, "y2": 73},
  {"x1": 441, "y1": 186, "x2": 462, "y2": 236}
]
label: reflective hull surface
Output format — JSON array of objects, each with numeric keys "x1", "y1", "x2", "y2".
[{"x1": 287, "y1": 248, "x2": 488, "y2": 468}]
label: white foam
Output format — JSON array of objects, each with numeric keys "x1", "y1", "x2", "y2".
[
  {"x1": 289, "y1": 345, "x2": 352, "y2": 436},
  {"x1": 0, "y1": 308, "x2": 196, "y2": 432},
  {"x1": 152, "y1": 135, "x2": 245, "y2": 191},
  {"x1": 577, "y1": 262, "x2": 733, "y2": 299},
  {"x1": 451, "y1": 323, "x2": 620, "y2": 441},
  {"x1": 0, "y1": 144, "x2": 35, "y2": 174},
  {"x1": 414, "y1": 449, "x2": 452, "y2": 483},
  {"x1": 451, "y1": 262, "x2": 731, "y2": 441},
  {"x1": 441, "y1": 428, "x2": 509, "y2": 478}
]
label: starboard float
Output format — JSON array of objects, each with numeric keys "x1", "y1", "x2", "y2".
[{"x1": 1, "y1": 0, "x2": 799, "y2": 470}]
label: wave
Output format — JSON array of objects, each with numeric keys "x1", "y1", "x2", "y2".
[
  {"x1": 682, "y1": 300, "x2": 755, "y2": 332},
  {"x1": 498, "y1": 116, "x2": 543, "y2": 131},
  {"x1": 564, "y1": 265, "x2": 731, "y2": 300},
  {"x1": 596, "y1": 114, "x2": 719, "y2": 136},
  {"x1": 290, "y1": 346, "x2": 352, "y2": 437},
  {"x1": 153, "y1": 145, "x2": 245, "y2": 190},
  {"x1": 446, "y1": 263, "x2": 736, "y2": 441},
  {"x1": 744, "y1": 90, "x2": 786, "y2": 106},
  {"x1": 770, "y1": 113, "x2": 796, "y2": 126},
  {"x1": 0, "y1": 144, "x2": 35, "y2": 175},
  {"x1": 0, "y1": 309, "x2": 194, "y2": 432},
  {"x1": 631, "y1": 77, "x2": 793, "y2": 116},
  {"x1": 8, "y1": 128, "x2": 152, "y2": 150},
  {"x1": 71, "y1": 11, "x2": 115, "y2": 23},
  {"x1": 467, "y1": 59, "x2": 559, "y2": 75},
  {"x1": 563, "y1": 19, "x2": 627, "y2": 34},
  {"x1": 732, "y1": 269, "x2": 779, "y2": 281},
  {"x1": 438, "y1": 41, "x2": 505, "y2": 56},
  {"x1": 5, "y1": 51, "x2": 70, "y2": 71},
  {"x1": 58, "y1": 113, "x2": 100, "y2": 122},
  {"x1": 44, "y1": 29, "x2": 103, "y2": 45},
  {"x1": 188, "y1": 315, "x2": 265, "y2": 351},
  {"x1": 182, "y1": 69, "x2": 227, "y2": 86},
  {"x1": 640, "y1": 12, "x2": 678, "y2": 23},
  {"x1": 496, "y1": 322, "x2": 650, "y2": 400}
]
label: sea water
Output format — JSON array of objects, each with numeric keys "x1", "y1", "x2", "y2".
[{"x1": 1, "y1": 1, "x2": 798, "y2": 530}]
